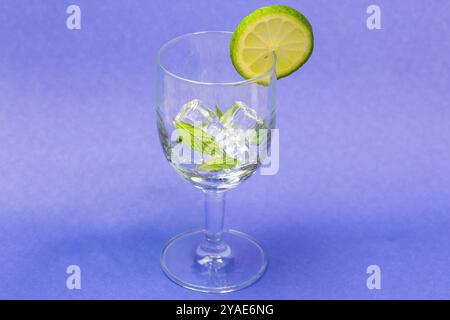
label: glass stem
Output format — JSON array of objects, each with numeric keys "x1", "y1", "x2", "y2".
[{"x1": 202, "y1": 190, "x2": 226, "y2": 252}]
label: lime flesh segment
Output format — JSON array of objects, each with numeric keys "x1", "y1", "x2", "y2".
[{"x1": 230, "y1": 5, "x2": 314, "y2": 81}]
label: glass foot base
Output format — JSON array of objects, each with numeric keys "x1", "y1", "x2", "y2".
[{"x1": 160, "y1": 229, "x2": 267, "y2": 293}]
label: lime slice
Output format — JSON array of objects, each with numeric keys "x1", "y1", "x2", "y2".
[{"x1": 230, "y1": 5, "x2": 314, "y2": 82}]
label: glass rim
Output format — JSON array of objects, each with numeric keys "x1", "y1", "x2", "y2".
[{"x1": 157, "y1": 31, "x2": 277, "y2": 86}]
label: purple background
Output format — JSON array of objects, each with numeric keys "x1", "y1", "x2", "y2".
[{"x1": 1, "y1": 0, "x2": 449, "y2": 299}]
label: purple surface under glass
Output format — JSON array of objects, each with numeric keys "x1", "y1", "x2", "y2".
[{"x1": 0, "y1": 0, "x2": 449, "y2": 299}]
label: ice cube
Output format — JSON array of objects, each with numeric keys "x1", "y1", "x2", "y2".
[
  {"x1": 220, "y1": 101, "x2": 262, "y2": 130},
  {"x1": 219, "y1": 128, "x2": 256, "y2": 164},
  {"x1": 204, "y1": 122, "x2": 251, "y2": 163},
  {"x1": 222, "y1": 129, "x2": 246, "y2": 157},
  {"x1": 174, "y1": 100, "x2": 261, "y2": 165},
  {"x1": 205, "y1": 123, "x2": 225, "y2": 140},
  {"x1": 175, "y1": 99, "x2": 215, "y2": 127}
]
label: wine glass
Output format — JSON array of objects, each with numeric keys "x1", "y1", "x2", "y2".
[{"x1": 156, "y1": 31, "x2": 277, "y2": 293}]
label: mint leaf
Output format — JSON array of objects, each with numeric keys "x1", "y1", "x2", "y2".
[
  {"x1": 249, "y1": 120, "x2": 267, "y2": 145},
  {"x1": 220, "y1": 102, "x2": 240, "y2": 127},
  {"x1": 215, "y1": 104, "x2": 223, "y2": 120},
  {"x1": 196, "y1": 156, "x2": 238, "y2": 172},
  {"x1": 175, "y1": 135, "x2": 183, "y2": 143},
  {"x1": 174, "y1": 120, "x2": 238, "y2": 172},
  {"x1": 174, "y1": 120, "x2": 223, "y2": 156}
]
